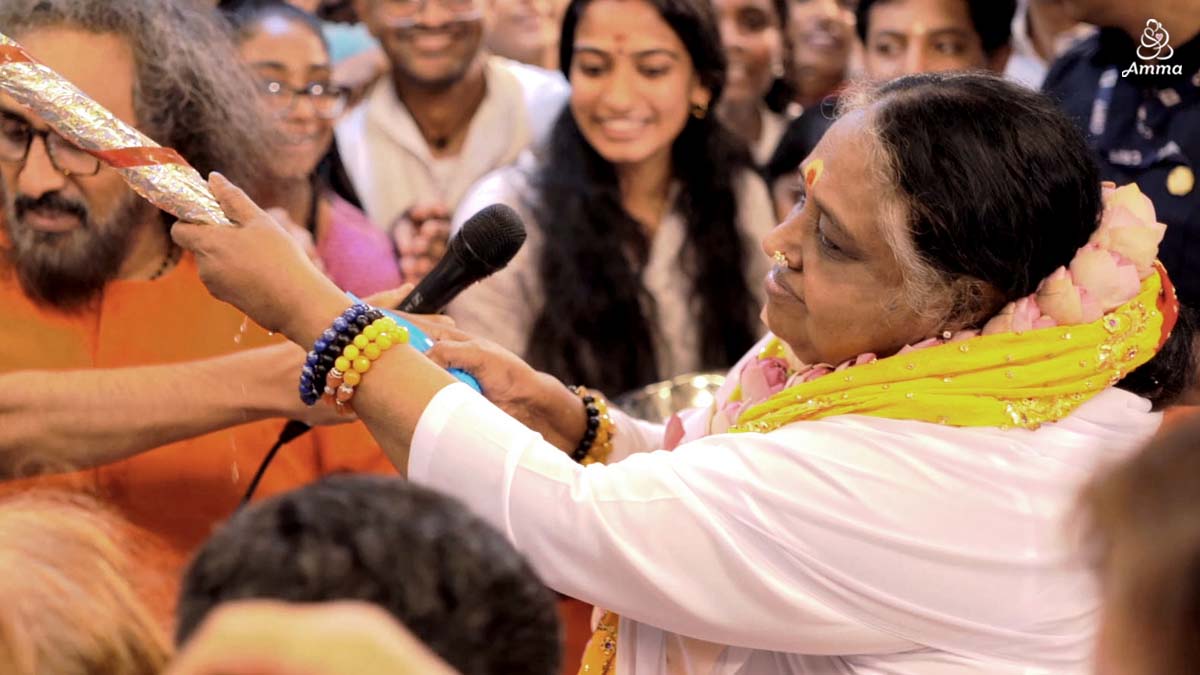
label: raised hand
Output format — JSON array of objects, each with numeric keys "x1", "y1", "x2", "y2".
[
  {"x1": 392, "y1": 204, "x2": 452, "y2": 283},
  {"x1": 172, "y1": 173, "x2": 348, "y2": 342},
  {"x1": 423, "y1": 325, "x2": 586, "y2": 454}
]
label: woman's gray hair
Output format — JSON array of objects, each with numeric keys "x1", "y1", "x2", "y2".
[
  {"x1": 838, "y1": 82, "x2": 999, "y2": 332},
  {"x1": 0, "y1": 0, "x2": 276, "y2": 199}
]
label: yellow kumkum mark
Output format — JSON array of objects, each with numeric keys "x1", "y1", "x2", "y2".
[{"x1": 804, "y1": 158, "x2": 825, "y2": 190}]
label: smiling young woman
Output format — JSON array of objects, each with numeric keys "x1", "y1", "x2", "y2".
[
  {"x1": 446, "y1": 0, "x2": 778, "y2": 397},
  {"x1": 222, "y1": 0, "x2": 402, "y2": 297}
]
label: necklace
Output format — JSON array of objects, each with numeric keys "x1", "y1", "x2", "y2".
[{"x1": 147, "y1": 243, "x2": 180, "y2": 281}]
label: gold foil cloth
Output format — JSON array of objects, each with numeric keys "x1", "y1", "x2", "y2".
[{"x1": 0, "y1": 32, "x2": 230, "y2": 225}]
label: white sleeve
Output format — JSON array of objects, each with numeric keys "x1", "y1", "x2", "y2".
[
  {"x1": 410, "y1": 384, "x2": 919, "y2": 655},
  {"x1": 605, "y1": 406, "x2": 666, "y2": 461}
]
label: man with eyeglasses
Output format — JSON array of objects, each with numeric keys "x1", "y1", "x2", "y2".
[
  {"x1": 332, "y1": 0, "x2": 569, "y2": 278},
  {"x1": 0, "y1": 0, "x2": 391, "y2": 580}
]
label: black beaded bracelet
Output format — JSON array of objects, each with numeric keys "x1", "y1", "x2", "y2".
[{"x1": 568, "y1": 386, "x2": 600, "y2": 463}]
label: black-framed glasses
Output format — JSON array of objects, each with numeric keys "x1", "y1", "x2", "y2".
[
  {"x1": 0, "y1": 111, "x2": 101, "y2": 177},
  {"x1": 258, "y1": 80, "x2": 348, "y2": 120}
]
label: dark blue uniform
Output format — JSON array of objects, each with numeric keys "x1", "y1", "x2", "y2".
[{"x1": 1043, "y1": 27, "x2": 1200, "y2": 306}]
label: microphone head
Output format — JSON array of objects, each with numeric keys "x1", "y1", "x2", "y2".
[{"x1": 451, "y1": 203, "x2": 527, "y2": 273}]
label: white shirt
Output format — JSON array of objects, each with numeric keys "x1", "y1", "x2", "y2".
[
  {"x1": 447, "y1": 153, "x2": 776, "y2": 381},
  {"x1": 333, "y1": 57, "x2": 569, "y2": 228},
  {"x1": 409, "y1": 374, "x2": 1160, "y2": 674}
]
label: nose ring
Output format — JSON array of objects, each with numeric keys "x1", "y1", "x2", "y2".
[{"x1": 772, "y1": 250, "x2": 790, "y2": 267}]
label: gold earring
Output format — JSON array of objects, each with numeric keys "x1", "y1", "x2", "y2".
[
  {"x1": 690, "y1": 102, "x2": 708, "y2": 119},
  {"x1": 772, "y1": 250, "x2": 789, "y2": 266}
]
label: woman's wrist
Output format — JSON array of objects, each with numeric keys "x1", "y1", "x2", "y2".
[
  {"x1": 285, "y1": 285, "x2": 357, "y2": 349},
  {"x1": 532, "y1": 374, "x2": 589, "y2": 454}
]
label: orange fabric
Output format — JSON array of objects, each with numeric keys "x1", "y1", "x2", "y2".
[
  {"x1": 558, "y1": 598, "x2": 595, "y2": 675},
  {"x1": 0, "y1": 253, "x2": 393, "y2": 574}
]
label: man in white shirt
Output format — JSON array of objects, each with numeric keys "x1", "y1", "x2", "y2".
[{"x1": 334, "y1": 0, "x2": 568, "y2": 275}]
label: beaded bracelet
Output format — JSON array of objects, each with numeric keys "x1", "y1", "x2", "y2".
[
  {"x1": 301, "y1": 303, "x2": 371, "y2": 405},
  {"x1": 324, "y1": 314, "x2": 409, "y2": 408},
  {"x1": 568, "y1": 386, "x2": 615, "y2": 465}
]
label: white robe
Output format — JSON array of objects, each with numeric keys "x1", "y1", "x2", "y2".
[{"x1": 408, "y1": 363, "x2": 1159, "y2": 673}]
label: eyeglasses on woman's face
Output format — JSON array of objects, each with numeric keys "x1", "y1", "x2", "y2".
[{"x1": 257, "y1": 80, "x2": 348, "y2": 120}]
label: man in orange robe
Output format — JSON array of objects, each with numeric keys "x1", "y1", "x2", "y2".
[{"x1": 0, "y1": 0, "x2": 391, "y2": 576}]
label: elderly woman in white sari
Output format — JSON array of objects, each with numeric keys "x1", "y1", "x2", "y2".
[{"x1": 174, "y1": 71, "x2": 1193, "y2": 674}]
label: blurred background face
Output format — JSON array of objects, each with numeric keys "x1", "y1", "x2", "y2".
[
  {"x1": 788, "y1": 0, "x2": 855, "y2": 88},
  {"x1": 357, "y1": 0, "x2": 486, "y2": 88},
  {"x1": 568, "y1": 0, "x2": 710, "y2": 168},
  {"x1": 714, "y1": 0, "x2": 785, "y2": 106},
  {"x1": 862, "y1": 0, "x2": 989, "y2": 80},
  {"x1": 485, "y1": 0, "x2": 557, "y2": 65},
  {"x1": 238, "y1": 15, "x2": 342, "y2": 180}
]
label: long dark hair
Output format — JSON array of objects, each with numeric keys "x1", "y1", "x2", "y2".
[
  {"x1": 864, "y1": 72, "x2": 1195, "y2": 408},
  {"x1": 526, "y1": 0, "x2": 761, "y2": 395}
]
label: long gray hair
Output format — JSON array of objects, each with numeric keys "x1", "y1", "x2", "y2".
[{"x1": 0, "y1": 0, "x2": 276, "y2": 200}]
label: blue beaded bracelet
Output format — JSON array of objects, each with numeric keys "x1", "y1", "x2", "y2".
[{"x1": 300, "y1": 303, "x2": 369, "y2": 405}]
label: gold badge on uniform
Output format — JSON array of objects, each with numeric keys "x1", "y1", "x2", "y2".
[{"x1": 1167, "y1": 165, "x2": 1194, "y2": 196}]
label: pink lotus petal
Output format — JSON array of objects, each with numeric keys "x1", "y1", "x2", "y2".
[
  {"x1": 909, "y1": 337, "x2": 943, "y2": 351},
  {"x1": 663, "y1": 413, "x2": 686, "y2": 450},
  {"x1": 1092, "y1": 205, "x2": 1166, "y2": 278},
  {"x1": 1010, "y1": 297, "x2": 1042, "y2": 333},
  {"x1": 1102, "y1": 183, "x2": 1156, "y2": 224},
  {"x1": 1070, "y1": 245, "x2": 1140, "y2": 310},
  {"x1": 983, "y1": 304, "x2": 1016, "y2": 335},
  {"x1": 796, "y1": 365, "x2": 832, "y2": 383},
  {"x1": 1036, "y1": 266, "x2": 1084, "y2": 325},
  {"x1": 1078, "y1": 288, "x2": 1103, "y2": 323}
]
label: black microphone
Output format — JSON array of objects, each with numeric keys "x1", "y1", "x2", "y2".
[
  {"x1": 241, "y1": 204, "x2": 527, "y2": 506},
  {"x1": 396, "y1": 203, "x2": 526, "y2": 313}
]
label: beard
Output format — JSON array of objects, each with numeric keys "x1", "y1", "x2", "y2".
[{"x1": 1, "y1": 190, "x2": 148, "y2": 312}]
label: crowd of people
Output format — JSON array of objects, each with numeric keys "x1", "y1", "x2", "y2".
[{"x1": 0, "y1": 0, "x2": 1197, "y2": 673}]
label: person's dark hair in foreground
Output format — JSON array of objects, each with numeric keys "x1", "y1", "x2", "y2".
[
  {"x1": 176, "y1": 474, "x2": 561, "y2": 675},
  {"x1": 1078, "y1": 414, "x2": 1200, "y2": 675}
]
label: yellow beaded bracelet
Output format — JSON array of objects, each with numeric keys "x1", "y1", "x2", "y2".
[
  {"x1": 569, "y1": 386, "x2": 616, "y2": 466},
  {"x1": 324, "y1": 316, "x2": 409, "y2": 408}
]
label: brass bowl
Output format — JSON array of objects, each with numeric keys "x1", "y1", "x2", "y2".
[{"x1": 613, "y1": 372, "x2": 726, "y2": 423}]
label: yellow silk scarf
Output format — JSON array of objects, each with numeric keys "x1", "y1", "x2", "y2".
[{"x1": 578, "y1": 268, "x2": 1176, "y2": 675}]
